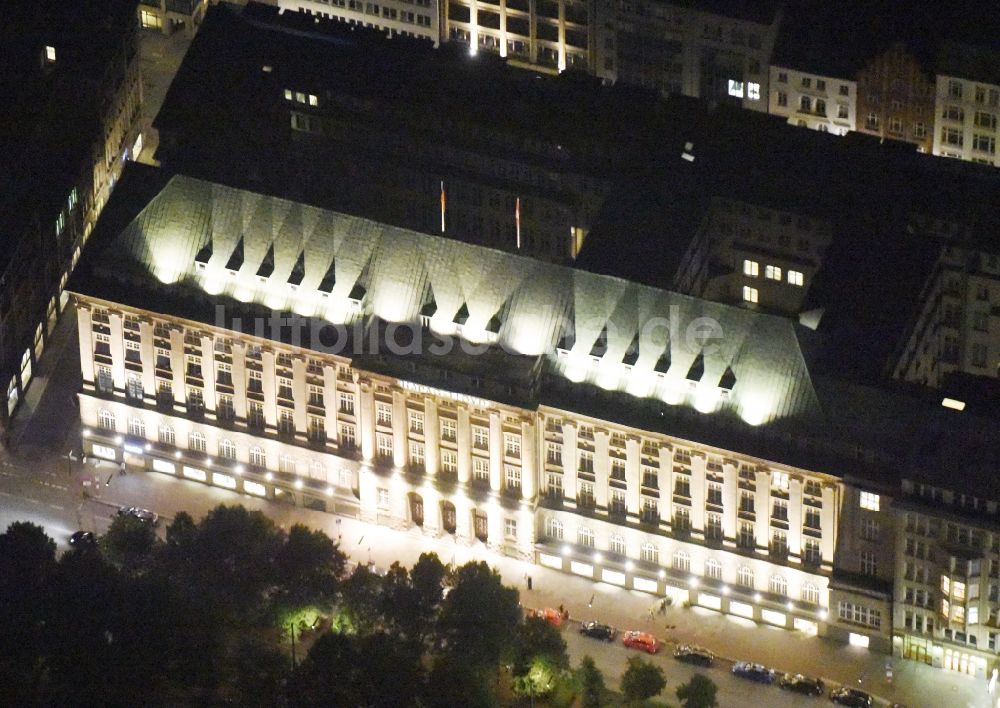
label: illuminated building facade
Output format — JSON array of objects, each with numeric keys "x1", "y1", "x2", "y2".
[
  {"x1": 278, "y1": 0, "x2": 439, "y2": 44},
  {"x1": 0, "y1": 0, "x2": 142, "y2": 431},
  {"x1": 74, "y1": 170, "x2": 1000, "y2": 657},
  {"x1": 767, "y1": 65, "x2": 856, "y2": 135},
  {"x1": 931, "y1": 43, "x2": 1000, "y2": 168}
]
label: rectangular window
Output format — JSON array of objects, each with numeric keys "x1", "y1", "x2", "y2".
[
  {"x1": 765, "y1": 265, "x2": 782, "y2": 280},
  {"x1": 441, "y1": 450, "x2": 458, "y2": 474},
  {"x1": 861, "y1": 551, "x2": 877, "y2": 576},
  {"x1": 546, "y1": 473, "x2": 562, "y2": 498},
  {"x1": 308, "y1": 384, "x2": 324, "y2": 407},
  {"x1": 339, "y1": 423, "x2": 356, "y2": 449},
  {"x1": 787, "y1": 270, "x2": 804, "y2": 286},
  {"x1": 504, "y1": 432, "x2": 521, "y2": 458},
  {"x1": 440, "y1": 418, "x2": 456, "y2": 442},
  {"x1": 473, "y1": 425, "x2": 489, "y2": 450},
  {"x1": 376, "y1": 402, "x2": 392, "y2": 426},
  {"x1": 409, "y1": 410, "x2": 424, "y2": 434},
  {"x1": 860, "y1": 491, "x2": 880, "y2": 511},
  {"x1": 743, "y1": 259, "x2": 759, "y2": 277},
  {"x1": 376, "y1": 433, "x2": 393, "y2": 460},
  {"x1": 504, "y1": 518, "x2": 517, "y2": 540},
  {"x1": 338, "y1": 392, "x2": 355, "y2": 414},
  {"x1": 473, "y1": 456, "x2": 489, "y2": 482},
  {"x1": 742, "y1": 286, "x2": 758, "y2": 304}
]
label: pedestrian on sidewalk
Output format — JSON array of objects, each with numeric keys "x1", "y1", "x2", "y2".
[{"x1": 119, "y1": 461, "x2": 126, "y2": 476}]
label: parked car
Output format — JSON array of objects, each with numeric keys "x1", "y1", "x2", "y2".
[
  {"x1": 622, "y1": 630, "x2": 659, "y2": 654},
  {"x1": 829, "y1": 687, "x2": 872, "y2": 707},
  {"x1": 579, "y1": 621, "x2": 616, "y2": 641},
  {"x1": 673, "y1": 645, "x2": 714, "y2": 667},
  {"x1": 778, "y1": 673, "x2": 824, "y2": 695},
  {"x1": 525, "y1": 607, "x2": 564, "y2": 627},
  {"x1": 731, "y1": 661, "x2": 776, "y2": 683},
  {"x1": 69, "y1": 530, "x2": 95, "y2": 547},
  {"x1": 117, "y1": 506, "x2": 158, "y2": 525}
]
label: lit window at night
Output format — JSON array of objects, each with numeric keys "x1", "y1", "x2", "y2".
[
  {"x1": 728, "y1": 80, "x2": 745, "y2": 98},
  {"x1": 788, "y1": 270, "x2": 804, "y2": 286},
  {"x1": 859, "y1": 491, "x2": 880, "y2": 511},
  {"x1": 765, "y1": 265, "x2": 782, "y2": 280},
  {"x1": 45, "y1": 45, "x2": 56, "y2": 63},
  {"x1": 748, "y1": 82, "x2": 761, "y2": 100},
  {"x1": 742, "y1": 286, "x2": 758, "y2": 303},
  {"x1": 743, "y1": 259, "x2": 759, "y2": 277}
]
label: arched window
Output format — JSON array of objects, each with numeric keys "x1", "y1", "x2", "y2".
[
  {"x1": 672, "y1": 550, "x2": 690, "y2": 572},
  {"x1": 279, "y1": 455, "x2": 297, "y2": 475},
  {"x1": 158, "y1": 425, "x2": 175, "y2": 445},
  {"x1": 640, "y1": 543, "x2": 659, "y2": 564},
  {"x1": 577, "y1": 527, "x2": 594, "y2": 548},
  {"x1": 801, "y1": 582, "x2": 820, "y2": 604},
  {"x1": 769, "y1": 575, "x2": 788, "y2": 596},
  {"x1": 705, "y1": 558, "x2": 722, "y2": 580},
  {"x1": 98, "y1": 409, "x2": 116, "y2": 431},
  {"x1": 546, "y1": 518, "x2": 563, "y2": 541},
  {"x1": 738, "y1": 566, "x2": 755, "y2": 588},
  {"x1": 249, "y1": 446, "x2": 265, "y2": 467},
  {"x1": 188, "y1": 431, "x2": 206, "y2": 453},
  {"x1": 309, "y1": 460, "x2": 327, "y2": 480},
  {"x1": 219, "y1": 439, "x2": 236, "y2": 460},
  {"x1": 127, "y1": 416, "x2": 145, "y2": 438},
  {"x1": 609, "y1": 534, "x2": 626, "y2": 555}
]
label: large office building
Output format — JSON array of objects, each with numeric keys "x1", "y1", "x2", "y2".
[
  {"x1": 0, "y1": 0, "x2": 142, "y2": 431},
  {"x1": 71, "y1": 167, "x2": 1000, "y2": 669}
]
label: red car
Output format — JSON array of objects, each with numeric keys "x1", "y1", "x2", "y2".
[
  {"x1": 526, "y1": 607, "x2": 564, "y2": 627},
  {"x1": 622, "y1": 630, "x2": 659, "y2": 654}
]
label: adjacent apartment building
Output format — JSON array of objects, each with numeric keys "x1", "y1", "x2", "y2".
[
  {"x1": 0, "y1": 0, "x2": 142, "y2": 431},
  {"x1": 768, "y1": 66, "x2": 856, "y2": 135},
  {"x1": 279, "y1": 0, "x2": 439, "y2": 43},
  {"x1": 932, "y1": 42, "x2": 1000, "y2": 168},
  {"x1": 855, "y1": 43, "x2": 935, "y2": 152}
]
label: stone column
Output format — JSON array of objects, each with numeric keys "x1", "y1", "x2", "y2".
[
  {"x1": 755, "y1": 470, "x2": 770, "y2": 553},
  {"x1": 108, "y1": 312, "x2": 126, "y2": 390},
  {"x1": 292, "y1": 357, "x2": 308, "y2": 440},
  {"x1": 392, "y1": 389, "x2": 407, "y2": 469},
  {"x1": 489, "y1": 411, "x2": 502, "y2": 492},
  {"x1": 232, "y1": 342, "x2": 248, "y2": 420},
  {"x1": 199, "y1": 334, "x2": 216, "y2": 417},
  {"x1": 358, "y1": 377, "x2": 375, "y2": 462},
  {"x1": 821, "y1": 484, "x2": 837, "y2": 565},
  {"x1": 690, "y1": 455, "x2": 707, "y2": 538},
  {"x1": 262, "y1": 350, "x2": 277, "y2": 428},
  {"x1": 625, "y1": 435, "x2": 641, "y2": 517},
  {"x1": 457, "y1": 407, "x2": 471, "y2": 483},
  {"x1": 722, "y1": 462, "x2": 738, "y2": 546},
  {"x1": 521, "y1": 417, "x2": 536, "y2": 500},
  {"x1": 77, "y1": 305, "x2": 94, "y2": 386},
  {"x1": 788, "y1": 476, "x2": 803, "y2": 564},
  {"x1": 425, "y1": 398, "x2": 440, "y2": 477},
  {"x1": 358, "y1": 464, "x2": 378, "y2": 523},
  {"x1": 561, "y1": 420, "x2": 578, "y2": 504},
  {"x1": 139, "y1": 320, "x2": 155, "y2": 403},
  {"x1": 169, "y1": 327, "x2": 185, "y2": 411},
  {"x1": 594, "y1": 428, "x2": 610, "y2": 510},
  {"x1": 323, "y1": 363, "x2": 338, "y2": 448}
]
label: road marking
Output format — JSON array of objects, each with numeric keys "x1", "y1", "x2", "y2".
[
  {"x1": 0, "y1": 491, "x2": 11, "y2": 496},
  {"x1": 27, "y1": 497, "x2": 40, "y2": 504},
  {"x1": 49, "y1": 504, "x2": 64, "y2": 511}
]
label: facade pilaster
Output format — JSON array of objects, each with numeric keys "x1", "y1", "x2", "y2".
[
  {"x1": 358, "y1": 377, "x2": 375, "y2": 461},
  {"x1": 722, "y1": 461, "x2": 738, "y2": 545},
  {"x1": 788, "y1": 476, "x2": 803, "y2": 563},
  {"x1": 821, "y1": 484, "x2": 837, "y2": 565},
  {"x1": 232, "y1": 342, "x2": 248, "y2": 420},
  {"x1": 109, "y1": 312, "x2": 126, "y2": 390},
  {"x1": 77, "y1": 305, "x2": 94, "y2": 386},
  {"x1": 199, "y1": 334, "x2": 216, "y2": 417},
  {"x1": 425, "y1": 398, "x2": 440, "y2": 476},
  {"x1": 169, "y1": 327, "x2": 185, "y2": 410},
  {"x1": 755, "y1": 469, "x2": 770, "y2": 552},
  {"x1": 139, "y1": 320, "x2": 155, "y2": 401},
  {"x1": 262, "y1": 349, "x2": 277, "y2": 427},
  {"x1": 624, "y1": 434, "x2": 641, "y2": 516},
  {"x1": 521, "y1": 417, "x2": 536, "y2": 500},
  {"x1": 323, "y1": 363, "x2": 338, "y2": 448},
  {"x1": 690, "y1": 455, "x2": 707, "y2": 536},
  {"x1": 561, "y1": 419, "x2": 578, "y2": 503},
  {"x1": 456, "y1": 407, "x2": 471, "y2": 483},
  {"x1": 594, "y1": 428, "x2": 609, "y2": 509},
  {"x1": 292, "y1": 356, "x2": 308, "y2": 438},
  {"x1": 489, "y1": 410, "x2": 502, "y2": 492},
  {"x1": 392, "y1": 389, "x2": 407, "y2": 469}
]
